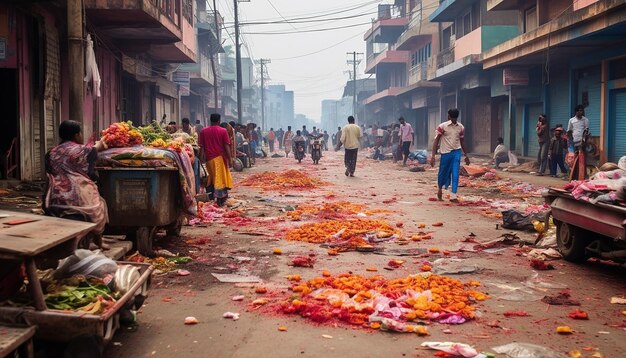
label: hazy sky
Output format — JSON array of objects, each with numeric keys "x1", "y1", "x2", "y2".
[{"x1": 215, "y1": 0, "x2": 385, "y2": 121}]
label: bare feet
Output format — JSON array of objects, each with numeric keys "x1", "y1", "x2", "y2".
[{"x1": 437, "y1": 190, "x2": 443, "y2": 201}]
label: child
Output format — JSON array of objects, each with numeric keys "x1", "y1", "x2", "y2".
[{"x1": 548, "y1": 126, "x2": 568, "y2": 177}]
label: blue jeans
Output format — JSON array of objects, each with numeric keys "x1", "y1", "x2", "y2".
[{"x1": 438, "y1": 149, "x2": 462, "y2": 194}]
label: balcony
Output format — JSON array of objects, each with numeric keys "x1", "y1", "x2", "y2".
[
  {"x1": 429, "y1": 0, "x2": 477, "y2": 22},
  {"x1": 364, "y1": 4, "x2": 408, "y2": 43},
  {"x1": 408, "y1": 62, "x2": 428, "y2": 85},
  {"x1": 197, "y1": 10, "x2": 224, "y2": 51},
  {"x1": 487, "y1": 0, "x2": 518, "y2": 11},
  {"x1": 365, "y1": 50, "x2": 410, "y2": 74},
  {"x1": 84, "y1": 0, "x2": 196, "y2": 62},
  {"x1": 180, "y1": 53, "x2": 216, "y2": 88},
  {"x1": 363, "y1": 88, "x2": 404, "y2": 105},
  {"x1": 483, "y1": 0, "x2": 626, "y2": 69}
]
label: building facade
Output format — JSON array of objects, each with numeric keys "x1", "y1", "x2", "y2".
[{"x1": 265, "y1": 85, "x2": 295, "y2": 131}]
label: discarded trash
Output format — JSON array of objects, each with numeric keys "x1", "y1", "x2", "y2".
[
  {"x1": 184, "y1": 317, "x2": 199, "y2": 325},
  {"x1": 366, "y1": 267, "x2": 378, "y2": 272},
  {"x1": 321, "y1": 334, "x2": 333, "y2": 339},
  {"x1": 568, "y1": 310, "x2": 589, "y2": 320},
  {"x1": 503, "y1": 310, "x2": 530, "y2": 317},
  {"x1": 286, "y1": 275, "x2": 301, "y2": 282},
  {"x1": 154, "y1": 249, "x2": 176, "y2": 257},
  {"x1": 223, "y1": 312, "x2": 240, "y2": 320},
  {"x1": 291, "y1": 256, "x2": 315, "y2": 267},
  {"x1": 502, "y1": 210, "x2": 546, "y2": 232},
  {"x1": 177, "y1": 269, "x2": 191, "y2": 276},
  {"x1": 439, "y1": 315, "x2": 466, "y2": 324},
  {"x1": 212, "y1": 273, "x2": 262, "y2": 283},
  {"x1": 232, "y1": 295, "x2": 245, "y2": 301},
  {"x1": 528, "y1": 248, "x2": 561, "y2": 261},
  {"x1": 556, "y1": 326, "x2": 573, "y2": 334},
  {"x1": 524, "y1": 272, "x2": 568, "y2": 290},
  {"x1": 492, "y1": 343, "x2": 566, "y2": 358},
  {"x1": 610, "y1": 297, "x2": 626, "y2": 305},
  {"x1": 530, "y1": 259, "x2": 554, "y2": 270},
  {"x1": 255, "y1": 287, "x2": 268, "y2": 294},
  {"x1": 277, "y1": 326, "x2": 287, "y2": 331},
  {"x1": 432, "y1": 222, "x2": 444, "y2": 227},
  {"x1": 420, "y1": 342, "x2": 486, "y2": 358},
  {"x1": 542, "y1": 290, "x2": 580, "y2": 306},
  {"x1": 434, "y1": 265, "x2": 480, "y2": 276},
  {"x1": 485, "y1": 281, "x2": 543, "y2": 301},
  {"x1": 387, "y1": 259, "x2": 405, "y2": 268},
  {"x1": 272, "y1": 248, "x2": 283, "y2": 255}
]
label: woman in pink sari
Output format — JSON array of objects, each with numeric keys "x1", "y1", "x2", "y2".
[{"x1": 44, "y1": 120, "x2": 108, "y2": 248}]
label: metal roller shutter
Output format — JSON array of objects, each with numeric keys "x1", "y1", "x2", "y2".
[
  {"x1": 610, "y1": 90, "x2": 626, "y2": 162},
  {"x1": 549, "y1": 75, "x2": 571, "y2": 127},
  {"x1": 525, "y1": 104, "x2": 543, "y2": 157},
  {"x1": 577, "y1": 72, "x2": 601, "y2": 136}
]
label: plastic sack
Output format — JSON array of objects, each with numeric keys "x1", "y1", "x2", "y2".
[
  {"x1": 492, "y1": 342, "x2": 566, "y2": 358},
  {"x1": 114, "y1": 265, "x2": 141, "y2": 295},
  {"x1": 55, "y1": 249, "x2": 118, "y2": 280},
  {"x1": 408, "y1": 150, "x2": 429, "y2": 164},
  {"x1": 502, "y1": 210, "x2": 544, "y2": 231},
  {"x1": 508, "y1": 151, "x2": 519, "y2": 166}
]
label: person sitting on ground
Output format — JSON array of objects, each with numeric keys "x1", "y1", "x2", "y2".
[{"x1": 493, "y1": 137, "x2": 509, "y2": 169}]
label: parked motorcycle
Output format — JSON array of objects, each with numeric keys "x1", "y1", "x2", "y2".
[
  {"x1": 309, "y1": 134, "x2": 323, "y2": 165},
  {"x1": 294, "y1": 141, "x2": 306, "y2": 163}
]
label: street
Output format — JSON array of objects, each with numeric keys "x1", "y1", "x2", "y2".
[{"x1": 105, "y1": 152, "x2": 625, "y2": 358}]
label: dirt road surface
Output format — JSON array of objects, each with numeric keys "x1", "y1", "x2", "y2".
[{"x1": 105, "y1": 151, "x2": 625, "y2": 358}]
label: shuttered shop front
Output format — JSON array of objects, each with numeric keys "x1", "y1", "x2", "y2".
[{"x1": 609, "y1": 90, "x2": 626, "y2": 162}]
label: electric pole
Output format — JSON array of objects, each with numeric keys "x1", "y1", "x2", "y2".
[
  {"x1": 347, "y1": 52, "x2": 363, "y2": 118},
  {"x1": 259, "y1": 59, "x2": 271, "y2": 130},
  {"x1": 234, "y1": 0, "x2": 243, "y2": 123}
]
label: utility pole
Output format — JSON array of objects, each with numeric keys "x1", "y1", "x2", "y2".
[
  {"x1": 68, "y1": 0, "x2": 84, "y2": 130},
  {"x1": 347, "y1": 52, "x2": 363, "y2": 118},
  {"x1": 259, "y1": 59, "x2": 271, "y2": 130},
  {"x1": 234, "y1": 0, "x2": 243, "y2": 123}
]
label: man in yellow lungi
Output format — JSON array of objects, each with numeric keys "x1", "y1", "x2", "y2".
[{"x1": 198, "y1": 113, "x2": 233, "y2": 206}]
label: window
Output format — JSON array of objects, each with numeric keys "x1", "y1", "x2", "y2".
[
  {"x1": 442, "y1": 25, "x2": 454, "y2": 50},
  {"x1": 411, "y1": 52, "x2": 418, "y2": 67},
  {"x1": 524, "y1": 6, "x2": 538, "y2": 33}
]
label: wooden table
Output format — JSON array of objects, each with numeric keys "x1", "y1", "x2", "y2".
[
  {"x1": 0, "y1": 325, "x2": 35, "y2": 358},
  {"x1": 0, "y1": 210, "x2": 95, "y2": 311}
]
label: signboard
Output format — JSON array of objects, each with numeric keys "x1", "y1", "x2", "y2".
[
  {"x1": 173, "y1": 71, "x2": 191, "y2": 97},
  {"x1": 503, "y1": 68, "x2": 529, "y2": 86}
]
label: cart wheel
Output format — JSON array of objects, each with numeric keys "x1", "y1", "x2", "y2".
[
  {"x1": 556, "y1": 221, "x2": 589, "y2": 263},
  {"x1": 136, "y1": 227, "x2": 155, "y2": 256}
]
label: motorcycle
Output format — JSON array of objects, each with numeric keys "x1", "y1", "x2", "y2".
[
  {"x1": 309, "y1": 134, "x2": 323, "y2": 165},
  {"x1": 294, "y1": 141, "x2": 306, "y2": 163}
]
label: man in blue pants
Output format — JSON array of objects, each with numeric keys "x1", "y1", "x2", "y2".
[{"x1": 430, "y1": 108, "x2": 471, "y2": 202}]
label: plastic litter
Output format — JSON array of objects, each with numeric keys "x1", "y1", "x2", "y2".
[
  {"x1": 492, "y1": 343, "x2": 567, "y2": 358},
  {"x1": 55, "y1": 249, "x2": 118, "y2": 280},
  {"x1": 610, "y1": 297, "x2": 626, "y2": 305},
  {"x1": 485, "y1": 281, "x2": 543, "y2": 301},
  {"x1": 113, "y1": 264, "x2": 141, "y2": 295},
  {"x1": 223, "y1": 312, "x2": 240, "y2": 320},
  {"x1": 232, "y1": 295, "x2": 245, "y2": 301},
  {"x1": 421, "y1": 342, "x2": 486, "y2": 358},
  {"x1": 211, "y1": 273, "x2": 262, "y2": 283},
  {"x1": 184, "y1": 316, "x2": 199, "y2": 325}
]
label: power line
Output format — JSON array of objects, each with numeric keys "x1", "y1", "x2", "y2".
[
  {"x1": 243, "y1": 21, "x2": 372, "y2": 35},
  {"x1": 270, "y1": 30, "x2": 364, "y2": 61},
  {"x1": 266, "y1": 0, "x2": 298, "y2": 31}
]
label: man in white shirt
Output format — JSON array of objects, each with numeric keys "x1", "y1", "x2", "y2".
[
  {"x1": 431, "y1": 108, "x2": 471, "y2": 202},
  {"x1": 493, "y1": 137, "x2": 509, "y2": 169},
  {"x1": 567, "y1": 105, "x2": 591, "y2": 181},
  {"x1": 567, "y1": 105, "x2": 590, "y2": 149},
  {"x1": 338, "y1": 116, "x2": 363, "y2": 177},
  {"x1": 399, "y1": 117, "x2": 414, "y2": 166}
]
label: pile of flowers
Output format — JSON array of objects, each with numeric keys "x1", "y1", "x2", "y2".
[
  {"x1": 286, "y1": 202, "x2": 389, "y2": 221},
  {"x1": 239, "y1": 170, "x2": 327, "y2": 190},
  {"x1": 101, "y1": 122, "x2": 143, "y2": 148},
  {"x1": 285, "y1": 219, "x2": 400, "y2": 251},
  {"x1": 268, "y1": 272, "x2": 487, "y2": 333},
  {"x1": 190, "y1": 201, "x2": 253, "y2": 226}
]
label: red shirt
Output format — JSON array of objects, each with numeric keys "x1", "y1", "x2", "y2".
[{"x1": 199, "y1": 125, "x2": 230, "y2": 161}]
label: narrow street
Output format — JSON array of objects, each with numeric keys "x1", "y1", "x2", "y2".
[{"x1": 105, "y1": 152, "x2": 625, "y2": 358}]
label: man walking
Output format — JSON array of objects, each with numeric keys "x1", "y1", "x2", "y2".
[
  {"x1": 431, "y1": 109, "x2": 470, "y2": 202},
  {"x1": 536, "y1": 114, "x2": 550, "y2": 175},
  {"x1": 267, "y1": 128, "x2": 276, "y2": 152},
  {"x1": 567, "y1": 104, "x2": 590, "y2": 180},
  {"x1": 302, "y1": 125, "x2": 309, "y2": 152},
  {"x1": 277, "y1": 128, "x2": 284, "y2": 150},
  {"x1": 194, "y1": 119, "x2": 204, "y2": 136},
  {"x1": 337, "y1": 116, "x2": 362, "y2": 177},
  {"x1": 399, "y1": 117, "x2": 414, "y2": 166},
  {"x1": 199, "y1": 114, "x2": 233, "y2": 206}
]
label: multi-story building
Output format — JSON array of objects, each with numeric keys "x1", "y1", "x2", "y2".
[
  {"x1": 220, "y1": 53, "x2": 238, "y2": 123},
  {"x1": 241, "y1": 58, "x2": 261, "y2": 124},
  {"x1": 180, "y1": 1, "x2": 223, "y2": 126},
  {"x1": 483, "y1": 0, "x2": 626, "y2": 162},
  {"x1": 321, "y1": 100, "x2": 340, "y2": 131},
  {"x1": 265, "y1": 85, "x2": 295, "y2": 131},
  {"x1": 0, "y1": 0, "x2": 196, "y2": 180},
  {"x1": 427, "y1": 0, "x2": 518, "y2": 154},
  {"x1": 362, "y1": 0, "x2": 442, "y2": 148}
]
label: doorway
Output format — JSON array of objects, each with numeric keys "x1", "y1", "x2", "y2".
[{"x1": 0, "y1": 69, "x2": 19, "y2": 179}]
